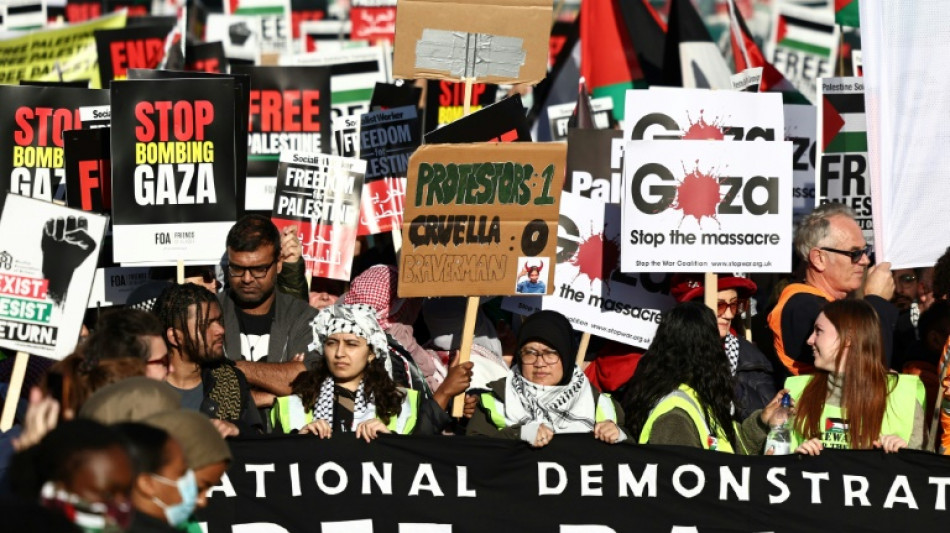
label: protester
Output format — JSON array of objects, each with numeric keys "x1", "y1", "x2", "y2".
[
  {"x1": 467, "y1": 310, "x2": 627, "y2": 446},
  {"x1": 422, "y1": 297, "x2": 509, "y2": 390},
  {"x1": 309, "y1": 277, "x2": 347, "y2": 310},
  {"x1": 79, "y1": 377, "x2": 181, "y2": 425},
  {"x1": 768, "y1": 203, "x2": 897, "y2": 375},
  {"x1": 272, "y1": 304, "x2": 454, "y2": 439},
  {"x1": 115, "y1": 423, "x2": 195, "y2": 532},
  {"x1": 934, "y1": 246, "x2": 950, "y2": 302},
  {"x1": 787, "y1": 299, "x2": 925, "y2": 454},
  {"x1": 671, "y1": 274, "x2": 779, "y2": 418},
  {"x1": 155, "y1": 283, "x2": 263, "y2": 437},
  {"x1": 622, "y1": 302, "x2": 787, "y2": 453},
  {"x1": 900, "y1": 300, "x2": 950, "y2": 421},
  {"x1": 219, "y1": 215, "x2": 317, "y2": 413}
]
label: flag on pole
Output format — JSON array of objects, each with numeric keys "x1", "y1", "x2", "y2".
[
  {"x1": 835, "y1": 0, "x2": 859, "y2": 27},
  {"x1": 661, "y1": 0, "x2": 732, "y2": 89},
  {"x1": 568, "y1": 77, "x2": 596, "y2": 129},
  {"x1": 580, "y1": 0, "x2": 644, "y2": 120},
  {"x1": 616, "y1": 0, "x2": 667, "y2": 87}
]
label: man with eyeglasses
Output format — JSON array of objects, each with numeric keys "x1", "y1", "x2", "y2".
[
  {"x1": 218, "y1": 215, "x2": 318, "y2": 422},
  {"x1": 768, "y1": 203, "x2": 896, "y2": 376}
]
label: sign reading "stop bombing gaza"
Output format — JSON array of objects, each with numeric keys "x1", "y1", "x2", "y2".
[{"x1": 622, "y1": 140, "x2": 792, "y2": 274}]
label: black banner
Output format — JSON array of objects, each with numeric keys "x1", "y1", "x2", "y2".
[
  {"x1": 424, "y1": 94, "x2": 531, "y2": 144},
  {"x1": 0, "y1": 85, "x2": 110, "y2": 211},
  {"x1": 198, "y1": 434, "x2": 950, "y2": 532},
  {"x1": 64, "y1": 127, "x2": 111, "y2": 214},
  {"x1": 423, "y1": 79, "x2": 497, "y2": 134},
  {"x1": 94, "y1": 23, "x2": 175, "y2": 88}
]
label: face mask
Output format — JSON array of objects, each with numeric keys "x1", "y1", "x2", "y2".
[
  {"x1": 150, "y1": 469, "x2": 198, "y2": 527},
  {"x1": 39, "y1": 481, "x2": 132, "y2": 533}
]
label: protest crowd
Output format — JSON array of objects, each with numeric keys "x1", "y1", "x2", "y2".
[{"x1": 1, "y1": 0, "x2": 949, "y2": 530}]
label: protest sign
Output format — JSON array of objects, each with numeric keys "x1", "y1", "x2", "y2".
[
  {"x1": 197, "y1": 435, "x2": 950, "y2": 533},
  {"x1": 816, "y1": 76, "x2": 871, "y2": 242},
  {"x1": 271, "y1": 151, "x2": 364, "y2": 281},
  {"x1": 785, "y1": 103, "x2": 817, "y2": 224},
  {"x1": 94, "y1": 22, "x2": 175, "y2": 87},
  {"x1": 0, "y1": 11, "x2": 126, "y2": 87},
  {"x1": 64, "y1": 128, "x2": 111, "y2": 215},
  {"x1": 392, "y1": 0, "x2": 552, "y2": 84},
  {"x1": 86, "y1": 265, "x2": 151, "y2": 307},
  {"x1": 0, "y1": 85, "x2": 110, "y2": 211},
  {"x1": 543, "y1": 193, "x2": 675, "y2": 348},
  {"x1": 289, "y1": 0, "x2": 327, "y2": 42},
  {"x1": 545, "y1": 96, "x2": 612, "y2": 142},
  {"x1": 204, "y1": 13, "x2": 262, "y2": 63},
  {"x1": 621, "y1": 140, "x2": 793, "y2": 273},
  {"x1": 765, "y1": 2, "x2": 838, "y2": 104},
  {"x1": 184, "y1": 42, "x2": 228, "y2": 73},
  {"x1": 423, "y1": 79, "x2": 498, "y2": 134},
  {"x1": 232, "y1": 65, "x2": 332, "y2": 211},
  {"x1": 623, "y1": 87, "x2": 785, "y2": 142},
  {"x1": 398, "y1": 142, "x2": 565, "y2": 297},
  {"x1": 299, "y1": 19, "x2": 356, "y2": 53},
  {"x1": 333, "y1": 114, "x2": 359, "y2": 156},
  {"x1": 0, "y1": 194, "x2": 106, "y2": 359},
  {"x1": 1, "y1": 0, "x2": 47, "y2": 31},
  {"x1": 225, "y1": 0, "x2": 292, "y2": 54},
  {"x1": 350, "y1": 0, "x2": 395, "y2": 45},
  {"x1": 110, "y1": 78, "x2": 238, "y2": 264},
  {"x1": 353, "y1": 105, "x2": 420, "y2": 235},
  {"x1": 369, "y1": 81, "x2": 422, "y2": 111},
  {"x1": 103, "y1": 0, "x2": 150, "y2": 16},
  {"x1": 563, "y1": 128, "x2": 623, "y2": 203},
  {"x1": 282, "y1": 46, "x2": 389, "y2": 120},
  {"x1": 65, "y1": 0, "x2": 102, "y2": 22},
  {"x1": 424, "y1": 94, "x2": 532, "y2": 144}
]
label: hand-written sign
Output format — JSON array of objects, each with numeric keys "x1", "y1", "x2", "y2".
[{"x1": 398, "y1": 143, "x2": 565, "y2": 297}]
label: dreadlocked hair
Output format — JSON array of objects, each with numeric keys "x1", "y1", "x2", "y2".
[
  {"x1": 621, "y1": 301, "x2": 739, "y2": 448},
  {"x1": 154, "y1": 283, "x2": 220, "y2": 361},
  {"x1": 290, "y1": 353, "x2": 405, "y2": 424}
]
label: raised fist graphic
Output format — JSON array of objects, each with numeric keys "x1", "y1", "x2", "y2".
[{"x1": 41, "y1": 216, "x2": 97, "y2": 305}]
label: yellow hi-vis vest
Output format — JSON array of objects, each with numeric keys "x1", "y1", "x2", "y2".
[
  {"x1": 639, "y1": 384, "x2": 736, "y2": 453},
  {"x1": 479, "y1": 390, "x2": 620, "y2": 430},
  {"x1": 271, "y1": 388, "x2": 420, "y2": 435},
  {"x1": 784, "y1": 374, "x2": 924, "y2": 450}
]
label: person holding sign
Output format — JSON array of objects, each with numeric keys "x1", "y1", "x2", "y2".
[
  {"x1": 623, "y1": 302, "x2": 788, "y2": 453},
  {"x1": 671, "y1": 274, "x2": 779, "y2": 418},
  {"x1": 788, "y1": 299, "x2": 925, "y2": 455},
  {"x1": 271, "y1": 304, "x2": 450, "y2": 440},
  {"x1": 467, "y1": 310, "x2": 627, "y2": 446}
]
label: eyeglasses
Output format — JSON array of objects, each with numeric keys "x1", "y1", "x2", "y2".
[
  {"x1": 717, "y1": 299, "x2": 749, "y2": 316},
  {"x1": 147, "y1": 355, "x2": 170, "y2": 368},
  {"x1": 520, "y1": 348, "x2": 560, "y2": 365},
  {"x1": 819, "y1": 245, "x2": 873, "y2": 264},
  {"x1": 896, "y1": 274, "x2": 917, "y2": 284},
  {"x1": 227, "y1": 261, "x2": 274, "y2": 278}
]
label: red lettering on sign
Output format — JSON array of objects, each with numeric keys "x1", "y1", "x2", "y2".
[
  {"x1": 13, "y1": 107, "x2": 79, "y2": 147},
  {"x1": 249, "y1": 90, "x2": 321, "y2": 132},
  {"x1": 134, "y1": 100, "x2": 214, "y2": 142}
]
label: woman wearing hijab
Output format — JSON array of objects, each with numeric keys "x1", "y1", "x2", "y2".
[
  {"x1": 271, "y1": 304, "x2": 450, "y2": 440},
  {"x1": 789, "y1": 299, "x2": 925, "y2": 454},
  {"x1": 467, "y1": 310, "x2": 627, "y2": 446},
  {"x1": 670, "y1": 274, "x2": 779, "y2": 418},
  {"x1": 623, "y1": 302, "x2": 786, "y2": 453}
]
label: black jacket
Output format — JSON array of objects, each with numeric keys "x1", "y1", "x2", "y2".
[
  {"x1": 734, "y1": 336, "x2": 779, "y2": 419},
  {"x1": 199, "y1": 359, "x2": 263, "y2": 435}
]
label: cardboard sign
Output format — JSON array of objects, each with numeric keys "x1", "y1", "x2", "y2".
[
  {"x1": 816, "y1": 77, "x2": 871, "y2": 242},
  {"x1": 542, "y1": 193, "x2": 675, "y2": 349},
  {"x1": 624, "y1": 88, "x2": 785, "y2": 142},
  {"x1": 398, "y1": 143, "x2": 565, "y2": 297},
  {"x1": 185, "y1": 42, "x2": 228, "y2": 73},
  {"x1": 545, "y1": 97, "x2": 613, "y2": 142},
  {"x1": 271, "y1": 151, "x2": 364, "y2": 281},
  {"x1": 0, "y1": 194, "x2": 107, "y2": 359},
  {"x1": 423, "y1": 79, "x2": 497, "y2": 134},
  {"x1": 353, "y1": 105, "x2": 421, "y2": 235},
  {"x1": 232, "y1": 65, "x2": 332, "y2": 212},
  {"x1": 282, "y1": 46, "x2": 389, "y2": 121},
  {"x1": 424, "y1": 94, "x2": 531, "y2": 144},
  {"x1": 0, "y1": 85, "x2": 110, "y2": 212},
  {"x1": 621, "y1": 140, "x2": 793, "y2": 273},
  {"x1": 110, "y1": 78, "x2": 237, "y2": 264},
  {"x1": 765, "y1": 2, "x2": 839, "y2": 104},
  {"x1": 784, "y1": 103, "x2": 817, "y2": 224},
  {"x1": 350, "y1": 0, "x2": 395, "y2": 45},
  {"x1": 94, "y1": 23, "x2": 175, "y2": 87},
  {"x1": 64, "y1": 128, "x2": 111, "y2": 214},
  {"x1": 392, "y1": 0, "x2": 552, "y2": 84}
]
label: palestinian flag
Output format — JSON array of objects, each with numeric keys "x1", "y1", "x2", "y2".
[
  {"x1": 774, "y1": 8, "x2": 837, "y2": 59},
  {"x1": 661, "y1": 0, "x2": 732, "y2": 89},
  {"x1": 580, "y1": 0, "x2": 645, "y2": 120},
  {"x1": 835, "y1": 0, "x2": 859, "y2": 27},
  {"x1": 2, "y1": 0, "x2": 46, "y2": 31},
  {"x1": 616, "y1": 0, "x2": 667, "y2": 87},
  {"x1": 821, "y1": 90, "x2": 865, "y2": 154}
]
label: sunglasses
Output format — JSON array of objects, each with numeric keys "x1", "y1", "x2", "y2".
[
  {"x1": 819, "y1": 244, "x2": 873, "y2": 264},
  {"x1": 717, "y1": 299, "x2": 749, "y2": 316}
]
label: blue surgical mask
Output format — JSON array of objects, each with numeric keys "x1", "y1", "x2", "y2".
[{"x1": 150, "y1": 469, "x2": 198, "y2": 527}]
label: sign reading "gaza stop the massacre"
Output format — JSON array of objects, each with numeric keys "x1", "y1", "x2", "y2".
[{"x1": 398, "y1": 143, "x2": 564, "y2": 298}]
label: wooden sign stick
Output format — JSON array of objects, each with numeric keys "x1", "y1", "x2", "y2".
[
  {"x1": 575, "y1": 332, "x2": 591, "y2": 369},
  {"x1": 704, "y1": 272, "x2": 718, "y2": 313},
  {"x1": 177, "y1": 259, "x2": 185, "y2": 284},
  {"x1": 0, "y1": 352, "x2": 30, "y2": 431}
]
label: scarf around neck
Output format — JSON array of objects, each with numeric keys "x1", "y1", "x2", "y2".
[{"x1": 504, "y1": 365, "x2": 595, "y2": 432}]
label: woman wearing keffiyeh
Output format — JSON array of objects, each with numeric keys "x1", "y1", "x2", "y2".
[
  {"x1": 270, "y1": 304, "x2": 448, "y2": 440},
  {"x1": 466, "y1": 310, "x2": 628, "y2": 447}
]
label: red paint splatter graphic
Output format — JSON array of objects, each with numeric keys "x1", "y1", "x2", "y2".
[
  {"x1": 681, "y1": 110, "x2": 725, "y2": 140},
  {"x1": 570, "y1": 224, "x2": 620, "y2": 292},
  {"x1": 671, "y1": 161, "x2": 722, "y2": 228}
]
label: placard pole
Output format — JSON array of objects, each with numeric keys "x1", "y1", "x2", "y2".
[{"x1": 0, "y1": 352, "x2": 30, "y2": 431}]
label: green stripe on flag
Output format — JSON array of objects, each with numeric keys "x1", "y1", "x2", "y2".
[
  {"x1": 592, "y1": 80, "x2": 646, "y2": 122},
  {"x1": 836, "y1": 1, "x2": 860, "y2": 28},
  {"x1": 249, "y1": 154, "x2": 281, "y2": 161},
  {"x1": 824, "y1": 131, "x2": 867, "y2": 154},
  {"x1": 235, "y1": 6, "x2": 285, "y2": 15},
  {"x1": 332, "y1": 88, "x2": 374, "y2": 104},
  {"x1": 781, "y1": 91, "x2": 812, "y2": 105},
  {"x1": 779, "y1": 39, "x2": 831, "y2": 58}
]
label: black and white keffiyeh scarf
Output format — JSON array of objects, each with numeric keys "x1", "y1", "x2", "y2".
[
  {"x1": 308, "y1": 303, "x2": 392, "y2": 376},
  {"x1": 724, "y1": 333, "x2": 740, "y2": 376},
  {"x1": 312, "y1": 376, "x2": 375, "y2": 429},
  {"x1": 504, "y1": 366, "x2": 596, "y2": 432}
]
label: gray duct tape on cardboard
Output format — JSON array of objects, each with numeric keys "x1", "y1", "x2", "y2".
[{"x1": 415, "y1": 29, "x2": 525, "y2": 79}]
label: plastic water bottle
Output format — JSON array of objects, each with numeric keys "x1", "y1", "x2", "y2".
[{"x1": 764, "y1": 393, "x2": 793, "y2": 455}]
